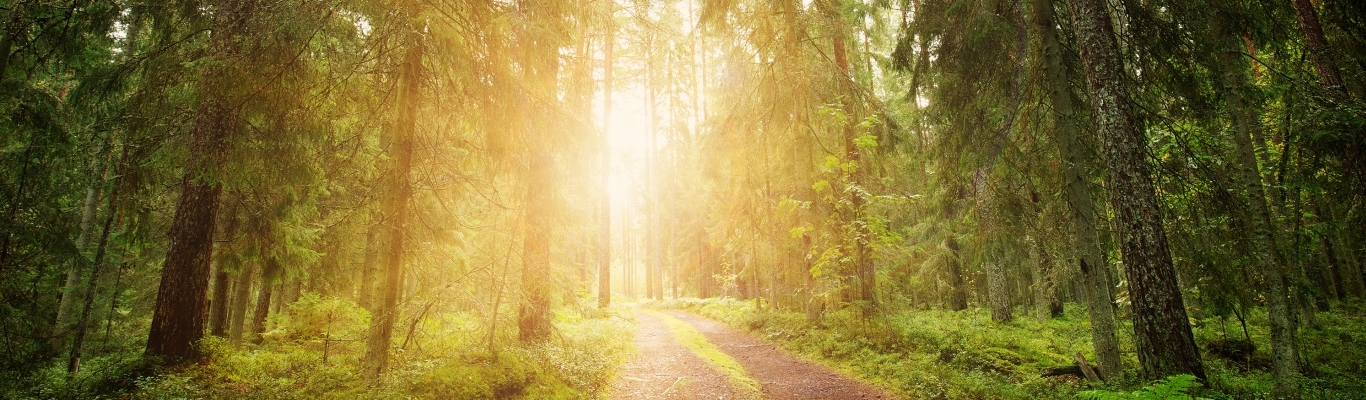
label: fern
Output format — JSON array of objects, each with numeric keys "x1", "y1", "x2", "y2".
[{"x1": 1078, "y1": 375, "x2": 1209, "y2": 400}]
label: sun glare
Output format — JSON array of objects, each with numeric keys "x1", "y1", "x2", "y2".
[{"x1": 601, "y1": 87, "x2": 653, "y2": 209}]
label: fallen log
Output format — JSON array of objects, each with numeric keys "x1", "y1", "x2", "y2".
[{"x1": 1040, "y1": 352, "x2": 1104, "y2": 382}]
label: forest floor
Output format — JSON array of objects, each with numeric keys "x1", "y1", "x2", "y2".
[{"x1": 608, "y1": 309, "x2": 889, "y2": 400}]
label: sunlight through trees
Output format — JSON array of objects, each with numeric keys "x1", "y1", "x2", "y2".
[{"x1": 2, "y1": 0, "x2": 1365, "y2": 397}]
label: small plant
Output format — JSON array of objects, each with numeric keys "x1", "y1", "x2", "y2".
[{"x1": 1078, "y1": 375, "x2": 1209, "y2": 400}]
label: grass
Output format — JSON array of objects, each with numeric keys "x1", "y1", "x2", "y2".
[
  {"x1": 651, "y1": 297, "x2": 1366, "y2": 400},
  {"x1": 644, "y1": 310, "x2": 763, "y2": 399}
]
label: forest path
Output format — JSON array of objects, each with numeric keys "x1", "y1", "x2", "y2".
[
  {"x1": 607, "y1": 309, "x2": 891, "y2": 400},
  {"x1": 606, "y1": 310, "x2": 748, "y2": 399}
]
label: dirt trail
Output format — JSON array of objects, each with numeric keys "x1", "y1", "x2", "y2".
[
  {"x1": 607, "y1": 311, "x2": 746, "y2": 399},
  {"x1": 608, "y1": 309, "x2": 891, "y2": 400}
]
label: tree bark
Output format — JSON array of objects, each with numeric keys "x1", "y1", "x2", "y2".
[
  {"x1": 145, "y1": 0, "x2": 257, "y2": 366},
  {"x1": 646, "y1": 43, "x2": 663, "y2": 302},
  {"x1": 362, "y1": 30, "x2": 422, "y2": 381},
  {"x1": 1289, "y1": 0, "x2": 1346, "y2": 97},
  {"x1": 945, "y1": 185, "x2": 969, "y2": 311},
  {"x1": 1031, "y1": 237, "x2": 1058, "y2": 321},
  {"x1": 517, "y1": 0, "x2": 561, "y2": 339},
  {"x1": 977, "y1": 170, "x2": 1012, "y2": 323},
  {"x1": 827, "y1": 0, "x2": 876, "y2": 310},
  {"x1": 519, "y1": 153, "x2": 553, "y2": 343},
  {"x1": 1066, "y1": 0, "x2": 1206, "y2": 380},
  {"x1": 944, "y1": 235, "x2": 969, "y2": 311},
  {"x1": 1316, "y1": 201, "x2": 1347, "y2": 299},
  {"x1": 1033, "y1": 0, "x2": 1121, "y2": 377},
  {"x1": 0, "y1": 12, "x2": 20, "y2": 83}
]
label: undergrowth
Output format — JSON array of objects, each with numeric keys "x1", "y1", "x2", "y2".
[
  {"x1": 651, "y1": 297, "x2": 1366, "y2": 400},
  {"x1": 15, "y1": 296, "x2": 634, "y2": 399}
]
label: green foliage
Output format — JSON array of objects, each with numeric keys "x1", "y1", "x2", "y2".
[
  {"x1": 1078, "y1": 375, "x2": 1208, "y2": 400},
  {"x1": 11, "y1": 309, "x2": 633, "y2": 399},
  {"x1": 275, "y1": 294, "x2": 369, "y2": 342},
  {"x1": 661, "y1": 297, "x2": 1366, "y2": 400}
]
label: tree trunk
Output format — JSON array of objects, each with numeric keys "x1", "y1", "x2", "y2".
[
  {"x1": 145, "y1": 0, "x2": 257, "y2": 366},
  {"x1": 519, "y1": 153, "x2": 553, "y2": 343},
  {"x1": 942, "y1": 182, "x2": 970, "y2": 311},
  {"x1": 1289, "y1": 0, "x2": 1347, "y2": 96},
  {"x1": 209, "y1": 200, "x2": 238, "y2": 337},
  {"x1": 208, "y1": 266, "x2": 231, "y2": 337},
  {"x1": 644, "y1": 34, "x2": 655, "y2": 302},
  {"x1": 517, "y1": 0, "x2": 561, "y2": 340},
  {"x1": 598, "y1": 0, "x2": 614, "y2": 309},
  {"x1": 1216, "y1": 18, "x2": 1301, "y2": 393},
  {"x1": 1033, "y1": 0, "x2": 1120, "y2": 377},
  {"x1": 0, "y1": 12, "x2": 20, "y2": 83},
  {"x1": 228, "y1": 262, "x2": 254, "y2": 344},
  {"x1": 827, "y1": 0, "x2": 875, "y2": 310},
  {"x1": 67, "y1": 177, "x2": 119, "y2": 373},
  {"x1": 1066, "y1": 0, "x2": 1206, "y2": 380},
  {"x1": 946, "y1": 235, "x2": 969, "y2": 312},
  {"x1": 1317, "y1": 201, "x2": 1347, "y2": 299},
  {"x1": 976, "y1": 169, "x2": 1013, "y2": 323},
  {"x1": 358, "y1": 218, "x2": 380, "y2": 312},
  {"x1": 362, "y1": 30, "x2": 422, "y2": 381},
  {"x1": 1032, "y1": 237, "x2": 1059, "y2": 321},
  {"x1": 53, "y1": 140, "x2": 110, "y2": 350},
  {"x1": 250, "y1": 259, "x2": 279, "y2": 344}
]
